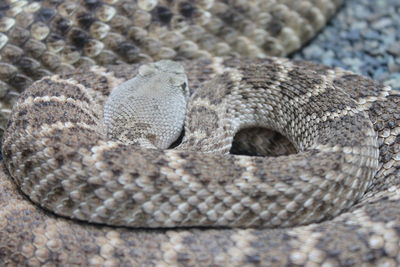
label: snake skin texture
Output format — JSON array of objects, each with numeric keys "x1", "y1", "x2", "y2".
[
  {"x1": 2, "y1": 0, "x2": 400, "y2": 266},
  {"x1": 0, "y1": 0, "x2": 342, "y2": 135},
  {"x1": 2, "y1": 57, "x2": 400, "y2": 266}
]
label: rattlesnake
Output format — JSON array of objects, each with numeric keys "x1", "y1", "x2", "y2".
[{"x1": 1, "y1": 0, "x2": 400, "y2": 266}]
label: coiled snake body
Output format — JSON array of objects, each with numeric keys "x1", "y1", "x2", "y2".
[{"x1": 1, "y1": 0, "x2": 400, "y2": 266}]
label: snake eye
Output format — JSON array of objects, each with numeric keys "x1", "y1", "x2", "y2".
[{"x1": 181, "y1": 82, "x2": 187, "y2": 91}]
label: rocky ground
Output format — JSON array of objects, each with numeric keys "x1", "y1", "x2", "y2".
[{"x1": 293, "y1": 0, "x2": 400, "y2": 90}]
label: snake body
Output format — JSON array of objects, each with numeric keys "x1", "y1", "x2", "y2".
[
  {"x1": 2, "y1": 57, "x2": 400, "y2": 265},
  {"x1": 1, "y1": 0, "x2": 400, "y2": 266}
]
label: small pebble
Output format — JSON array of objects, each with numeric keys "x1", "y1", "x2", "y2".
[{"x1": 388, "y1": 42, "x2": 400, "y2": 56}]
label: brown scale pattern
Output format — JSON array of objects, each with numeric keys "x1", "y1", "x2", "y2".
[
  {"x1": 2, "y1": 0, "x2": 399, "y2": 265},
  {"x1": 1, "y1": 58, "x2": 399, "y2": 265}
]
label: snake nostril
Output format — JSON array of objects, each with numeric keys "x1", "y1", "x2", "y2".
[{"x1": 230, "y1": 127, "x2": 297, "y2": 157}]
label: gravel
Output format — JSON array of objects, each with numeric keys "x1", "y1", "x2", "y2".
[{"x1": 292, "y1": 0, "x2": 400, "y2": 90}]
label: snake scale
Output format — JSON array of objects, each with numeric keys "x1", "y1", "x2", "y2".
[{"x1": 1, "y1": 0, "x2": 400, "y2": 266}]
